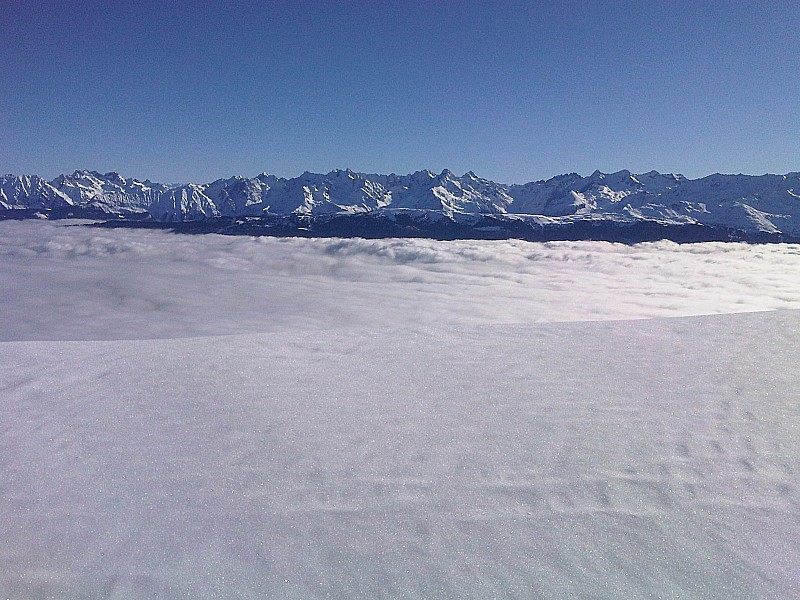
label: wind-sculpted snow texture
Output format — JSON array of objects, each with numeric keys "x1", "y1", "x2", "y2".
[{"x1": 3, "y1": 168, "x2": 800, "y2": 239}]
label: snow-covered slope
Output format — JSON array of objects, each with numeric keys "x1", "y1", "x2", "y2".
[
  {"x1": 2, "y1": 221, "x2": 799, "y2": 597},
  {"x1": 0, "y1": 174, "x2": 73, "y2": 210},
  {"x1": 5, "y1": 312, "x2": 800, "y2": 599},
  {"x1": 4, "y1": 169, "x2": 800, "y2": 237}
]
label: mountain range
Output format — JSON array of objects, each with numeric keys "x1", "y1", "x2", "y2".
[{"x1": 3, "y1": 169, "x2": 800, "y2": 242}]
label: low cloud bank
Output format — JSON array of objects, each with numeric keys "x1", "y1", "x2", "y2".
[{"x1": 2, "y1": 220, "x2": 800, "y2": 341}]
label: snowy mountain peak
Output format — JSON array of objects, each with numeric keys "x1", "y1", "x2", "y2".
[{"x1": 3, "y1": 168, "x2": 800, "y2": 238}]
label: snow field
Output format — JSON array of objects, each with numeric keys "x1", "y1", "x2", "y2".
[{"x1": 1, "y1": 221, "x2": 799, "y2": 598}]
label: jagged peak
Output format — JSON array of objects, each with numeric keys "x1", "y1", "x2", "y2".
[
  {"x1": 9, "y1": 168, "x2": 790, "y2": 192},
  {"x1": 63, "y1": 169, "x2": 128, "y2": 184},
  {"x1": 537, "y1": 172, "x2": 582, "y2": 186},
  {"x1": 206, "y1": 176, "x2": 237, "y2": 186},
  {"x1": 599, "y1": 169, "x2": 634, "y2": 180},
  {"x1": 5, "y1": 167, "x2": 800, "y2": 234},
  {"x1": 3, "y1": 173, "x2": 45, "y2": 183},
  {"x1": 326, "y1": 168, "x2": 359, "y2": 179}
]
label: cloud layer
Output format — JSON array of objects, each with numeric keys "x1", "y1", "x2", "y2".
[{"x1": 3, "y1": 220, "x2": 800, "y2": 341}]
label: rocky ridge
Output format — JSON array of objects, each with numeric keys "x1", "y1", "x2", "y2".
[{"x1": 3, "y1": 168, "x2": 800, "y2": 241}]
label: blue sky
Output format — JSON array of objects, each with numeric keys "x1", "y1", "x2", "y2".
[{"x1": 2, "y1": 0, "x2": 799, "y2": 183}]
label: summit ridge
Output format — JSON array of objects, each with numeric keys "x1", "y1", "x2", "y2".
[{"x1": 3, "y1": 169, "x2": 800, "y2": 241}]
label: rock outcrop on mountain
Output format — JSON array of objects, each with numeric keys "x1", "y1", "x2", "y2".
[{"x1": 3, "y1": 168, "x2": 800, "y2": 241}]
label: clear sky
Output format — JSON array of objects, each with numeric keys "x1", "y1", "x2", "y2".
[{"x1": 2, "y1": 0, "x2": 799, "y2": 183}]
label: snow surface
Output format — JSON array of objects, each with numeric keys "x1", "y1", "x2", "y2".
[{"x1": 1, "y1": 221, "x2": 800, "y2": 598}]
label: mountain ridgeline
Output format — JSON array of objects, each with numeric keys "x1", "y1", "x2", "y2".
[{"x1": 3, "y1": 169, "x2": 800, "y2": 242}]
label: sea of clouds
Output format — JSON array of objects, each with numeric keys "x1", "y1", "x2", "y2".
[{"x1": 3, "y1": 219, "x2": 800, "y2": 341}]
